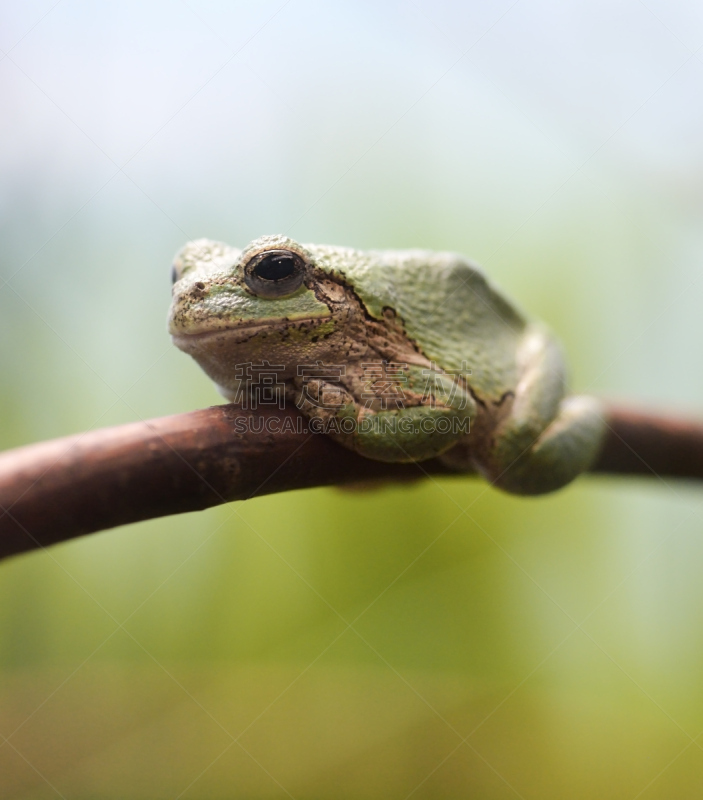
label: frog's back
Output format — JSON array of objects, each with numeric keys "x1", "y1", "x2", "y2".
[{"x1": 309, "y1": 244, "x2": 528, "y2": 400}]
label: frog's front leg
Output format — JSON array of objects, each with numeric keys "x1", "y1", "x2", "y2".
[
  {"x1": 477, "y1": 327, "x2": 606, "y2": 495},
  {"x1": 293, "y1": 363, "x2": 477, "y2": 463}
]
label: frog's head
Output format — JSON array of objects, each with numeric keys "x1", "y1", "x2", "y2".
[{"x1": 168, "y1": 235, "x2": 345, "y2": 391}]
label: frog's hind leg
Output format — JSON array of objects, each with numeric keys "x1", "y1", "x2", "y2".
[
  {"x1": 487, "y1": 395, "x2": 605, "y2": 495},
  {"x1": 479, "y1": 327, "x2": 606, "y2": 495}
]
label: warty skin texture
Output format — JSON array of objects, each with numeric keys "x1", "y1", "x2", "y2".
[{"x1": 169, "y1": 235, "x2": 605, "y2": 494}]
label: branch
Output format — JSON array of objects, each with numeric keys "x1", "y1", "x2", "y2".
[{"x1": 0, "y1": 402, "x2": 701, "y2": 561}]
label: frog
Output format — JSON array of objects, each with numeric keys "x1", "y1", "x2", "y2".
[{"x1": 168, "y1": 234, "x2": 606, "y2": 495}]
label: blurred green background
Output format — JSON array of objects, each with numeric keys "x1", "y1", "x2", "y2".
[{"x1": 2, "y1": 1, "x2": 703, "y2": 797}]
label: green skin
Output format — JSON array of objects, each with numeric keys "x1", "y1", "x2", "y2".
[{"x1": 168, "y1": 234, "x2": 605, "y2": 495}]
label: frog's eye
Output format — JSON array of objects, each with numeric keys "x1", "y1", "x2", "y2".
[{"x1": 243, "y1": 249, "x2": 306, "y2": 299}]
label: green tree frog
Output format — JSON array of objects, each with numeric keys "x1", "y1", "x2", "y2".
[{"x1": 168, "y1": 235, "x2": 605, "y2": 494}]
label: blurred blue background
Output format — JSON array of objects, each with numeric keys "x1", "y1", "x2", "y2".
[{"x1": 2, "y1": 1, "x2": 703, "y2": 797}]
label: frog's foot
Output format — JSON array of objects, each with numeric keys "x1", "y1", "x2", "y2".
[
  {"x1": 298, "y1": 394, "x2": 472, "y2": 463},
  {"x1": 349, "y1": 405, "x2": 474, "y2": 463},
  {"x1": 482, "y1": 395, "x2": 606, "y2": 495},
  {"x1": 294, "y1": 368, "x2": 476, "y2": 464}
]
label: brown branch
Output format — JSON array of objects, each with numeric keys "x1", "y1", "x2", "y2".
[{"x1": 0, "y1": 402, "x2": 701, "y2": 562}]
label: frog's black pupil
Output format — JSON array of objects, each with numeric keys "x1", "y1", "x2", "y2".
[{"x1": 254, "y1": 254, "x2": 297, "y2": 282}]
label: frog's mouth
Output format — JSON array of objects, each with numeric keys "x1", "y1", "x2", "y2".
[
  {"x1": 171, "y1": 321, "x2": 277, "y2": 347},
  {"x1": 170, "y1": 315, "x2": 337, "y2": 354}
]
